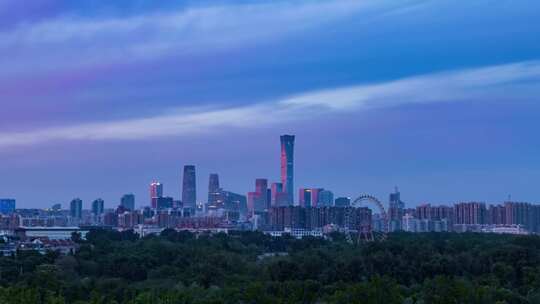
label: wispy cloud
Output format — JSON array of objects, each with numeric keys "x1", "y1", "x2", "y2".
[
  {"x1": 1, "y1": 60, "x2": 539, "y2": 148},
  {"x1": 0, "y1": 0, "x2": 407, "y2": 77}
]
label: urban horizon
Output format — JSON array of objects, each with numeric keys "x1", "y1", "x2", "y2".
[{"x1": 2, "y1": 133, "x2": 538, "y2": 212}]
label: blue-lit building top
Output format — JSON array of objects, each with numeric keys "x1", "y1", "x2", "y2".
[{"x1": 0, "y1": 199, "x2": 16, "y2": 214}]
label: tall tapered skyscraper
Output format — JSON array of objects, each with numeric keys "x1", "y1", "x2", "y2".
[
  {"x1": 280, "y1": 135, "x2": 295, "y2": 204},
  {"x1": 208, "y1": 173, "x2": 220, "y2": 207},
  {"x1": 182, "y1": 165, "x2": 197, "y2": 210},
  {"x1": 208, "y1": 174, "x2": 220, "y2": 196}
]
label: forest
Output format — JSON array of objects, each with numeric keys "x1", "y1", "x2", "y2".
[{"x1": 1, "y1": 229, "x2": 540, "y2": 304}]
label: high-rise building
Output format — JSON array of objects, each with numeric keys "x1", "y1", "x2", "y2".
[
  {"x1": 335, "y1": 197, "x2": 351, "y2": 207},
  {"x1": 157, "y1": 197, "x2": 174, "y2": 209},
  {"x1": 280, "y1": 135, "x2": 295, "y2": 204},
  {"x1": 150, "y1": 182, "x2": 163, "y2": 209},
  {"x1": 271, "y1": 182, "x2": 283, "y2": 206},
  {"x1": 269, "y1": 206, "x2": 372, "y2": 231},
  {"x1": 298, "y1": 188, "x2": 312, "y2": 207},
  {"x1": 503, "y1": 201, "x2": 538, "y2": 232},
  {"x1": 416, "y1": 203, "x2": 454, "y2": 220},
  {"x1": 388, "y1": 188, "x2": 405, "y2": 231},
  {"x1": 182, "y1": 165, "x2": 197, "y2": 210},
  {"x1": 266, "y1": 188, "x2": 272, "y2": 209},
  {"x1": 310, "y1": 188, "x2": 323, "y2": 207},
  {"x1": 91, "y1": 198, "x2": 104, "y2": 215},
  {"x1": 488, "y1": 204, "x2": 506, "y2": 225},
  {"x1": 431, "y1": 205, "x2": 454, "y2": 221},
  {"x1": 454, "y1": 202, "x2": 487, "y2": 225},
  {"x1": 70, "y1": 198, "x2": 83, "y2": 219},
  {"x1": 207, "y1": 187, "x2": 247, "y2": 214},
  {"x1": 121, "y1": 194, "x2": 135, "y2": 211},
  {"x1": 0, "y1": 199, "x2": 16, "y2": 215},
  {"x1": 205, "y1": 173, "x2": 247, "y2": 215},
  {"x1": 247, "y1": 178, "x2": 269, "y2": 214},
  {"x1": 222, "y1": 191, "x2": 248, "y2": 214},
  {"x1": 208, "y1": 174, "x2": 220, "y2": 206},
  {"x1": 270, "y1": 182, "x2": 290, "y2": 207},
  {"x1": 505, "y1": 201, "x2": 529, "y2": 226},
  {"x1": 319, "y1": 190, "x2": 334, "y2": 207},
  {"x1": 298, "y1": 188, "x2": 324, "y2": 207},
  {"x1": 402, "y1": 213, "x2": 417, "y2": 232},
  {"x1": 388, "y1": 188, "x2": 405, "y2": 218},
  {"x1": 256, "y1": 179, "x2": 268, "y2": 196},
  {"x1": 416, "y1": 204, "x2": 431, "y2": 220},
  {"x1": 150, "y1": 182, "x2": 163, "y2": 198}
]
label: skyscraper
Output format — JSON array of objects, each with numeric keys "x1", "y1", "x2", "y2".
[
  {"x1": 222, "y1": 191, "x2": 247, "y2": 214},
  {"x1": 335, "y1": 197, "x2": 351, "y2": 207},
  {"x1": 271, "y1": 182, "x2": 283, "y2": 206},
  {"x1": 70, "y1": 198, "x2": 82, "y2": 219},
  {"x1": 298, "y1": 188, "x2": 312, "y2": 207},
  {"x1": 388, "y1": 187, "x2": 405, "y2": 231},
  {"x1": 157, "y1": 197, "x2": 174, "y2": 209},
  {"x1": 310, "y1": 188, "x2": 323, "y2": 207},
  {"x1": 182, "y1": 165, "x2": 197, "y2": 210},
  {"x1": 247, "y1": 178, "x2": 269, "y2": 214},
  {"x1": 208, "y1": 174, "x2": 220, "y2": 207},
  {"x1": 454, "y1": 202, "x2": 487, "y2": 225},
  {"x1": 208, "y1": 174, "x2": 220, "y2": 193},
  {"x1": 298, "y1": 188, "x2": 324, "y2": 207},
  {"x1": 150, "y1": 181, "x2": 163, "y2": 209},
  {"x1": 504, "y1": 201, "x2": 534, "y2": 230},
  {"x1": 121, "y1": 194, "x2": 135, "y2": 211},
  {"x1": 255, "y1": 178, "x2": 268, "y2": 196},
  {"x1": 319, "y1": 190, "x2": 334, "y2": 207},
  {"x1": 280, "y1": 135, "x2": 295, "y2": 204},
  {"x1": 0, "y1": 199, "x2": 16, "y2": 215},
  {"x1": 91, "y1": 198, "x2": 104, "y2": 215}
]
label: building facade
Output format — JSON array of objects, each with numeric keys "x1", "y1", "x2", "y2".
[
  {"x1": 334, "y1": 197, "x2": 351, "y2": 207},
  {"x1": 121, "y1": 194, "x2": 135, "y2": 211},
  {"x1": 318, "y1": 190, "x2": 334, "y2": 207},
  {"x1": 0, "y1": 199, "x2": 16, "y2": 215},
  {"x1": 70, "y1": 198, "x2": 83, "y2": 219},
  {"x1": 280, "y1": 135, "x2": 295, "y2": 204},
  {"x1": 269, "y1": 206, "x2": 372, "y2": 232},
  {"x1": 207, "y1": 174, "x2": 220, "y2": 208},
  {"x1": 454, "y1": 202, "x2": 487, "y2": 225},
  {"x1": 91, "y1": 199, "x2": 104, "y2": 216},
  {"x1": 182, "y1": 165, "x2": 197, "y2": 211},
  {"x1": 149, "y1": 182, "x2": 163, "y2": 209},
  {"x1": 248, "y1": 179, "x2": 269, "y2": 215}
]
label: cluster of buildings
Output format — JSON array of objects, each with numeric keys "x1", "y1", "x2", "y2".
[
  {"x1": 1, "y1": 134, "x2": 539, "y2": 251},
  {"x1": 388, "y1": 199, "x2": 537, "y2": 235}
]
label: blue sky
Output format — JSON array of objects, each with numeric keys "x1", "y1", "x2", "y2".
[{"x1": 1, "y1": 0, "x2": 539, "y2": 208}]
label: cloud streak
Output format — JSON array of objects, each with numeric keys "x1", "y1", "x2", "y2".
[
  {"x1": 0, "y1": 0, "x2": 408, "y2": 78},
  {"x1": 1, "y1": 60, "x2": 539, "y2": 148}
]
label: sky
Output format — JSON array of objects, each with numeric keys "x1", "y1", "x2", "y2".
[{"x1": 1, "y1": 0, "x2": 540, "y2": 209}]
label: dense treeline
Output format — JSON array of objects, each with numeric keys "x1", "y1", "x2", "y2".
[{"x1": 1, "y1": 230, "x2": 540, "y2": 303}]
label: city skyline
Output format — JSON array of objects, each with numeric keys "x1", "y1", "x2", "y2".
[
  {"x1": 3, "y1": 133, "x2": 540, "y2": 211},
  {"x1": 1, "y1": 1, "x2": 540, "y2": 207}
]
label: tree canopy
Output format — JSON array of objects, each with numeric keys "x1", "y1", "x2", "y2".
[{"x1": 2, "y1": 230, "x2": 540, "y2": 303}]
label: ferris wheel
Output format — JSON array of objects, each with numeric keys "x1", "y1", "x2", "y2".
[{"x1": 351, "y1": 194, "x2": 389, "y2": 242}]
